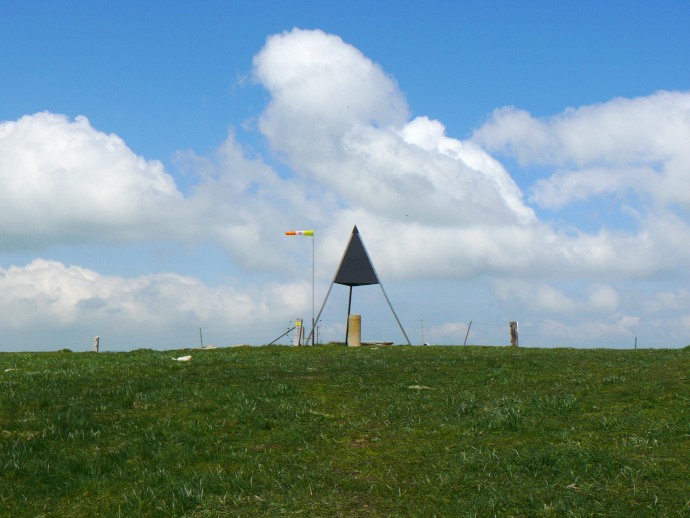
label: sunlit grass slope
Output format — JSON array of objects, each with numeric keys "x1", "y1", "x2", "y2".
[{"x1": 1, "y1": 345, "x2": 688, "y2": 516}]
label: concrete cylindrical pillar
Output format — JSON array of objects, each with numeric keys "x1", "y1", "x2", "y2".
[{"x1": 348, "y1": 315, "x2": 361, "y2": 347}]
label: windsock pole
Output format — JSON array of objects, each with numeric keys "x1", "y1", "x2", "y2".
[{"x1": 285, "y1": 230, "x2": 315, "y2": 345}]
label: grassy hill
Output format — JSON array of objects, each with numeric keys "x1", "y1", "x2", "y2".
[{"x1": 1, "y1": 345, "x2": 688, "y2": 516}]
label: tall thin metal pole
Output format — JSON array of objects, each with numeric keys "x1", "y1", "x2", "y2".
[
  {"x1": 311, "y1": 235, "x2": 315, "y2": 345},
  {"x1": 305, "y1": 280, "x2": 335, "y2": 346}
]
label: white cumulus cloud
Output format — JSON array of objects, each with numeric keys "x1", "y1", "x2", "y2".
[
  {"x1": 473, "y1": 91, "x2": 690, "y2": 210},
  {"x1": 0, "y1": 113, "x2": 183, "y2": 248},
  {"x1": 0, "y1": 259, "x2": 310, "y2": 348}
]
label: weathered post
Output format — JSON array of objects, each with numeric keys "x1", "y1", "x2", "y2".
[
  {"x1": 509, "y1": 322, "x2": 518, "y2": 347},
  {"x1": 293, "y1": 319, "x2": 304, "y2": 346},
  {"x1": 348, "y1": 314, "x2": 361, "y2": 347},
  {"x1": 93, "y1": 336, "x2": 100, "y2": 353}
]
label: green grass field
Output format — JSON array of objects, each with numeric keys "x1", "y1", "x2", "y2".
[{"x1": 1, "y1": 345, "x2": 688, "y2": 517}]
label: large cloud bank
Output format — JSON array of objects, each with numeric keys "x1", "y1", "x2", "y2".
[
  {"x1": 474, "y1": 91, "x2": 690, "y2": 211},
  {"x1": 0, "y1": 113, "x2": 181, "y2": 247},
  {"x1": 2, "y1": 28, "x2": 690, "y2": 349},
  {"x1": 0, "y1": 259, "x2": 307, "y2": 349}
]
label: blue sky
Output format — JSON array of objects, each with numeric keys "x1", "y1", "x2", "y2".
[{"x1": 1, "y1": 1, "x2": 689, "y2": 351}]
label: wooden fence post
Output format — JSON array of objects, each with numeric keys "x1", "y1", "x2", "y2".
[{"x1": 509, "y1": 322, "x2": 518, "y2": 347}]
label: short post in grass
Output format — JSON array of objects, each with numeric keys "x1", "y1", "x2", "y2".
[
  {"x1": 348, "y1": 315, "x2": 361, "y2": 347},
  {"x1": 93, "y1": 336, "x2": 99, "y2": 352},
  {"x1": 293, "y1": 319, "x2": 304, "y2": 346},
  {"x1": 510, "y1": 322, "x2": 518, "y2": 347}
]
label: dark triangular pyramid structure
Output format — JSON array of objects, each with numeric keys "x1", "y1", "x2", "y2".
[
  {"x1": 333, "y1": 226, "x2": 379, "y2": 286},
  {"x1": 306, "y1": 226, "x2": 411, "y2": 345}
]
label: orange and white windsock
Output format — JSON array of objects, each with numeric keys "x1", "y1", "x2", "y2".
[{"x1": 285, "y1": 230, "x2": 314, "y2": 236}]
